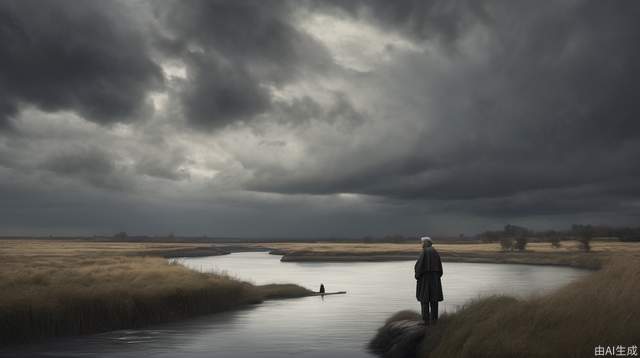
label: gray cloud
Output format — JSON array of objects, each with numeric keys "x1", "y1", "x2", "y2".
[
  {"x1": 1, "y1": 0, "x2": 640, "y2": 236},
  {"x1": 245, "y1": 1, "x2": 640, "y2": 204},
  {"x1": 44, "y1": 148, "x2": 115, "y2": 176},
  {"x1": 271, "y1": 92, "x2": 366, "y2": 127},
  {"x1": 180, "y1": 56, "x2": 272, "y2": 129},
  {"x1": 134, "y1": 150, "x2": 190, "y2": 181},
  {"x1": 41, "y1": 146, "x2": 133, "y2": 190},
  {"x1": 154, "y1": 0, "x2": 333, "y2": 129},
  {"x1": 313, "y1": 0, "x2": 486, "y2": 46},
  {"x1": 0, "y1": 0, "x2": 163, "y2": 128}
]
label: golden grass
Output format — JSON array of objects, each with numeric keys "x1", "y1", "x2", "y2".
[
  {"x1": 0, "y1": 242, "x2": 311, "y2": 345},
  {"x1": 257, "y1": 241, "x2": 640, "y2": 268},
  {"x1": 256, "y1": 241, "x2": 640, "y2": 254},
  {"x1": 413, "y1": 254, "x2": 640, "y2": 357},
  {"x1": 4, "y1": 239, "x2": 639, "y2": 257},
  {"x1": 0, "y1": 239, "x2": 215, "y2": 257}
]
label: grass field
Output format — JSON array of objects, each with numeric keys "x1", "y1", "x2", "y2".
[
  {"x1": 256, "y1": 241, "x2": 640, "y2": 268},
  {"x1": 256, "y1": 240, "x2": 640, "y2": 254},
  {"x1": 0, "y1": 239, "x2": 227, "y2": 257},
  {"x1": 0, "y1": 240, "x2": 311, "y2": 345}
]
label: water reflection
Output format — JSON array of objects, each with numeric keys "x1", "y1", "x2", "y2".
[{"x1": 1, "y1": 252, "x2": 588, "y2": 358}]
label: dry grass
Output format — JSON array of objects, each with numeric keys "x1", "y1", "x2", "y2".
[
  {"x1": 414, "y1": 254, "x2": 640, "y2": 357},
  {"x1": 256, "y1": 241, "x2": 640, "y2": 254},
  {"x1": 256, "y1": 241, "x2": 640, "y2": 268},
  {"x1": 4, "y1": 239, "x2": 639, "y2": 257},
  {"x1": 260, "y1": 240, "x2": 640, "y2": 253},
  {"x1": 0, "y1": 242, "x2": 311, "y2": 345},
  {"x1": 0, "y1": 239, "x2": 217, "y2": 257}
]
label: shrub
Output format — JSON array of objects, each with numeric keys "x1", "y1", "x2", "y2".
[
  {"x1": 514, "y1": 237, "x2": 528, "y2": 251},
  {"x1": 500, "y1": 237, "x2": 514, "y2": 251},
  {"x1": 578, "y1": 236, "x2": 592, "y2": 252}
]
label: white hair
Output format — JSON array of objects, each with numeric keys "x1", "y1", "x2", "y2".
[{"x1": 420, "y1": 236, "x2": 432, "y2": 243}]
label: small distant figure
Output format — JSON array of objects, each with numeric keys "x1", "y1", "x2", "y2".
[
  {"x1": 319, "y1": 283, "x2": 325, "y2": 294},
  {"x1": 414, "y1": 236, "x2": 443, "y2": 324}
]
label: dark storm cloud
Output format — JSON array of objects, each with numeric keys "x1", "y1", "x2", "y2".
[
  {"x1": 273, "y1": 92, "x2": 366, "y2": 127},
  {"x1": 44, "y1": 148, "x2": 114, "y2": 176},
  {"x1": 154, "y1": 0, "x2": 333, "y2": 129},
  {"x1": 246, "y1": 0, "x2": 640, "y2": 215},
  {"x1": 41, "y1": 147, "x2": 132, "y2": 190},
  {"x1": 134, "y1": 150, "x2": 190, "y2": 181},
  {"x1": 2, "y1": 0, "x2": 640, "y2": 236},
  {"x1": 314, "y1": 0, "x2": 484, "y2": 45},
  {"x1": 180, "y1": 56, "x2": 272, "y2": 129},
  {"x1": 0, "y1": 0, "x2": 163, "y2": 128}
]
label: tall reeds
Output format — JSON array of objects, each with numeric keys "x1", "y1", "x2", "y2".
[{"x1": 0, "y1": 255, "x2": 310, "y2": 345}]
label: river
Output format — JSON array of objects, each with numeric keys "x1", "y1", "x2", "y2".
[{"x1": 2, "y1": 252, "x2": 588, "y2": 358}]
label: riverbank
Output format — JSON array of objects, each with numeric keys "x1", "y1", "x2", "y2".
[
  {"x1": 277, "y1": 250, "x2": 604, "y2": 269},
  {"x1": 0, "y1": 241, "x2": 312, "y2": 346},
  {"x1": 253, "y1": 241, "x2": 640, "y2": 269},
  {"x1": 370, "y1": 253, "x2": 640, "y2": 358}
]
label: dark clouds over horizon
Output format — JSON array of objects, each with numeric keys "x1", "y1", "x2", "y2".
[{"x1": 1, "y1": 0, "x2": 640, "y2": 237}]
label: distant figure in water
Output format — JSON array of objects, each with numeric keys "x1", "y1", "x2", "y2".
[
  {"x1": 319, "y1": 283, "x2": 325, "y2": 294},
  {"x1": 414, "y1": 236, "x2": 443, "y2": 324}
]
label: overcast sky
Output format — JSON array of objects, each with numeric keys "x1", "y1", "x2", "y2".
[{"x1": 1, "y1": 0, "x2": 639, "y2": 237}]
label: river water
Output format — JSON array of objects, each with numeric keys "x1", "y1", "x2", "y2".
[{"x1": 2, "y1": 252, "x2": 588, "y2": 358}]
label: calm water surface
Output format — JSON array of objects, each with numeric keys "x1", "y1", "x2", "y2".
[{"x1": 2, "y1": 252, "x2": 588, "y2": 358}]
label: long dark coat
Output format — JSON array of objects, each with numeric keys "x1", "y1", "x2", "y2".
[{"x1": 414, "y1": 247, "x2": 443, "y2": 302}]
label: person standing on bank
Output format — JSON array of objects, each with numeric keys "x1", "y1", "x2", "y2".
[{"x1": 414, "y1": 236, "x2": 443, "y2": 324}]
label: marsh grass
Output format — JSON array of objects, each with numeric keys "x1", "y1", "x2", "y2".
[
  {"x1": 0, "y1": 254, "x2": 311, "y2": 345},
  {"x1": 413, "y1": 255, "x2": 640, "y2": 357},
  {"x1": 257, "y1": 241, "x2": 640, "y2": 254},
  {"x1": 259, "y1": 241, "x2": 640, "y2": 268}
]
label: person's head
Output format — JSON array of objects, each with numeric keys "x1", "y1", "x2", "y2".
[{"x1": 420, "y1": 236, "x2": 433, "y2": 248}]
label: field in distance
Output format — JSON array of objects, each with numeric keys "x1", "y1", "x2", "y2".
[{"x1": 252, "y1": 240, "x2": 640, "y2": 254}]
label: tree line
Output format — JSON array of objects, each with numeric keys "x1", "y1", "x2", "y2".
[{"x1": 477, "y1": 224, "x2": 640, "y2": 252}]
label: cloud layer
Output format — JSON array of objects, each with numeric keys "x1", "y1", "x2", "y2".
[{"x1": 1, "y1": 0, "x2": 639, "y2": 236}]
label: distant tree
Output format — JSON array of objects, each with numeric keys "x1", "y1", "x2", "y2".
[
  {"x1": 514, "y1": 237, "x2": 528, "y2": 251},
  {"x1": 572, "y1": 224, "x2": 593, "y2": 252},
  {"x1": 578, "y1": 235, "x2": 592, "y2": 252},
  {"x1": 500, "y1": 237, "x2": 514, "y2": 251},
  {"x1": 550, "y1": 236, "x2": 561, "y2": 248}
]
